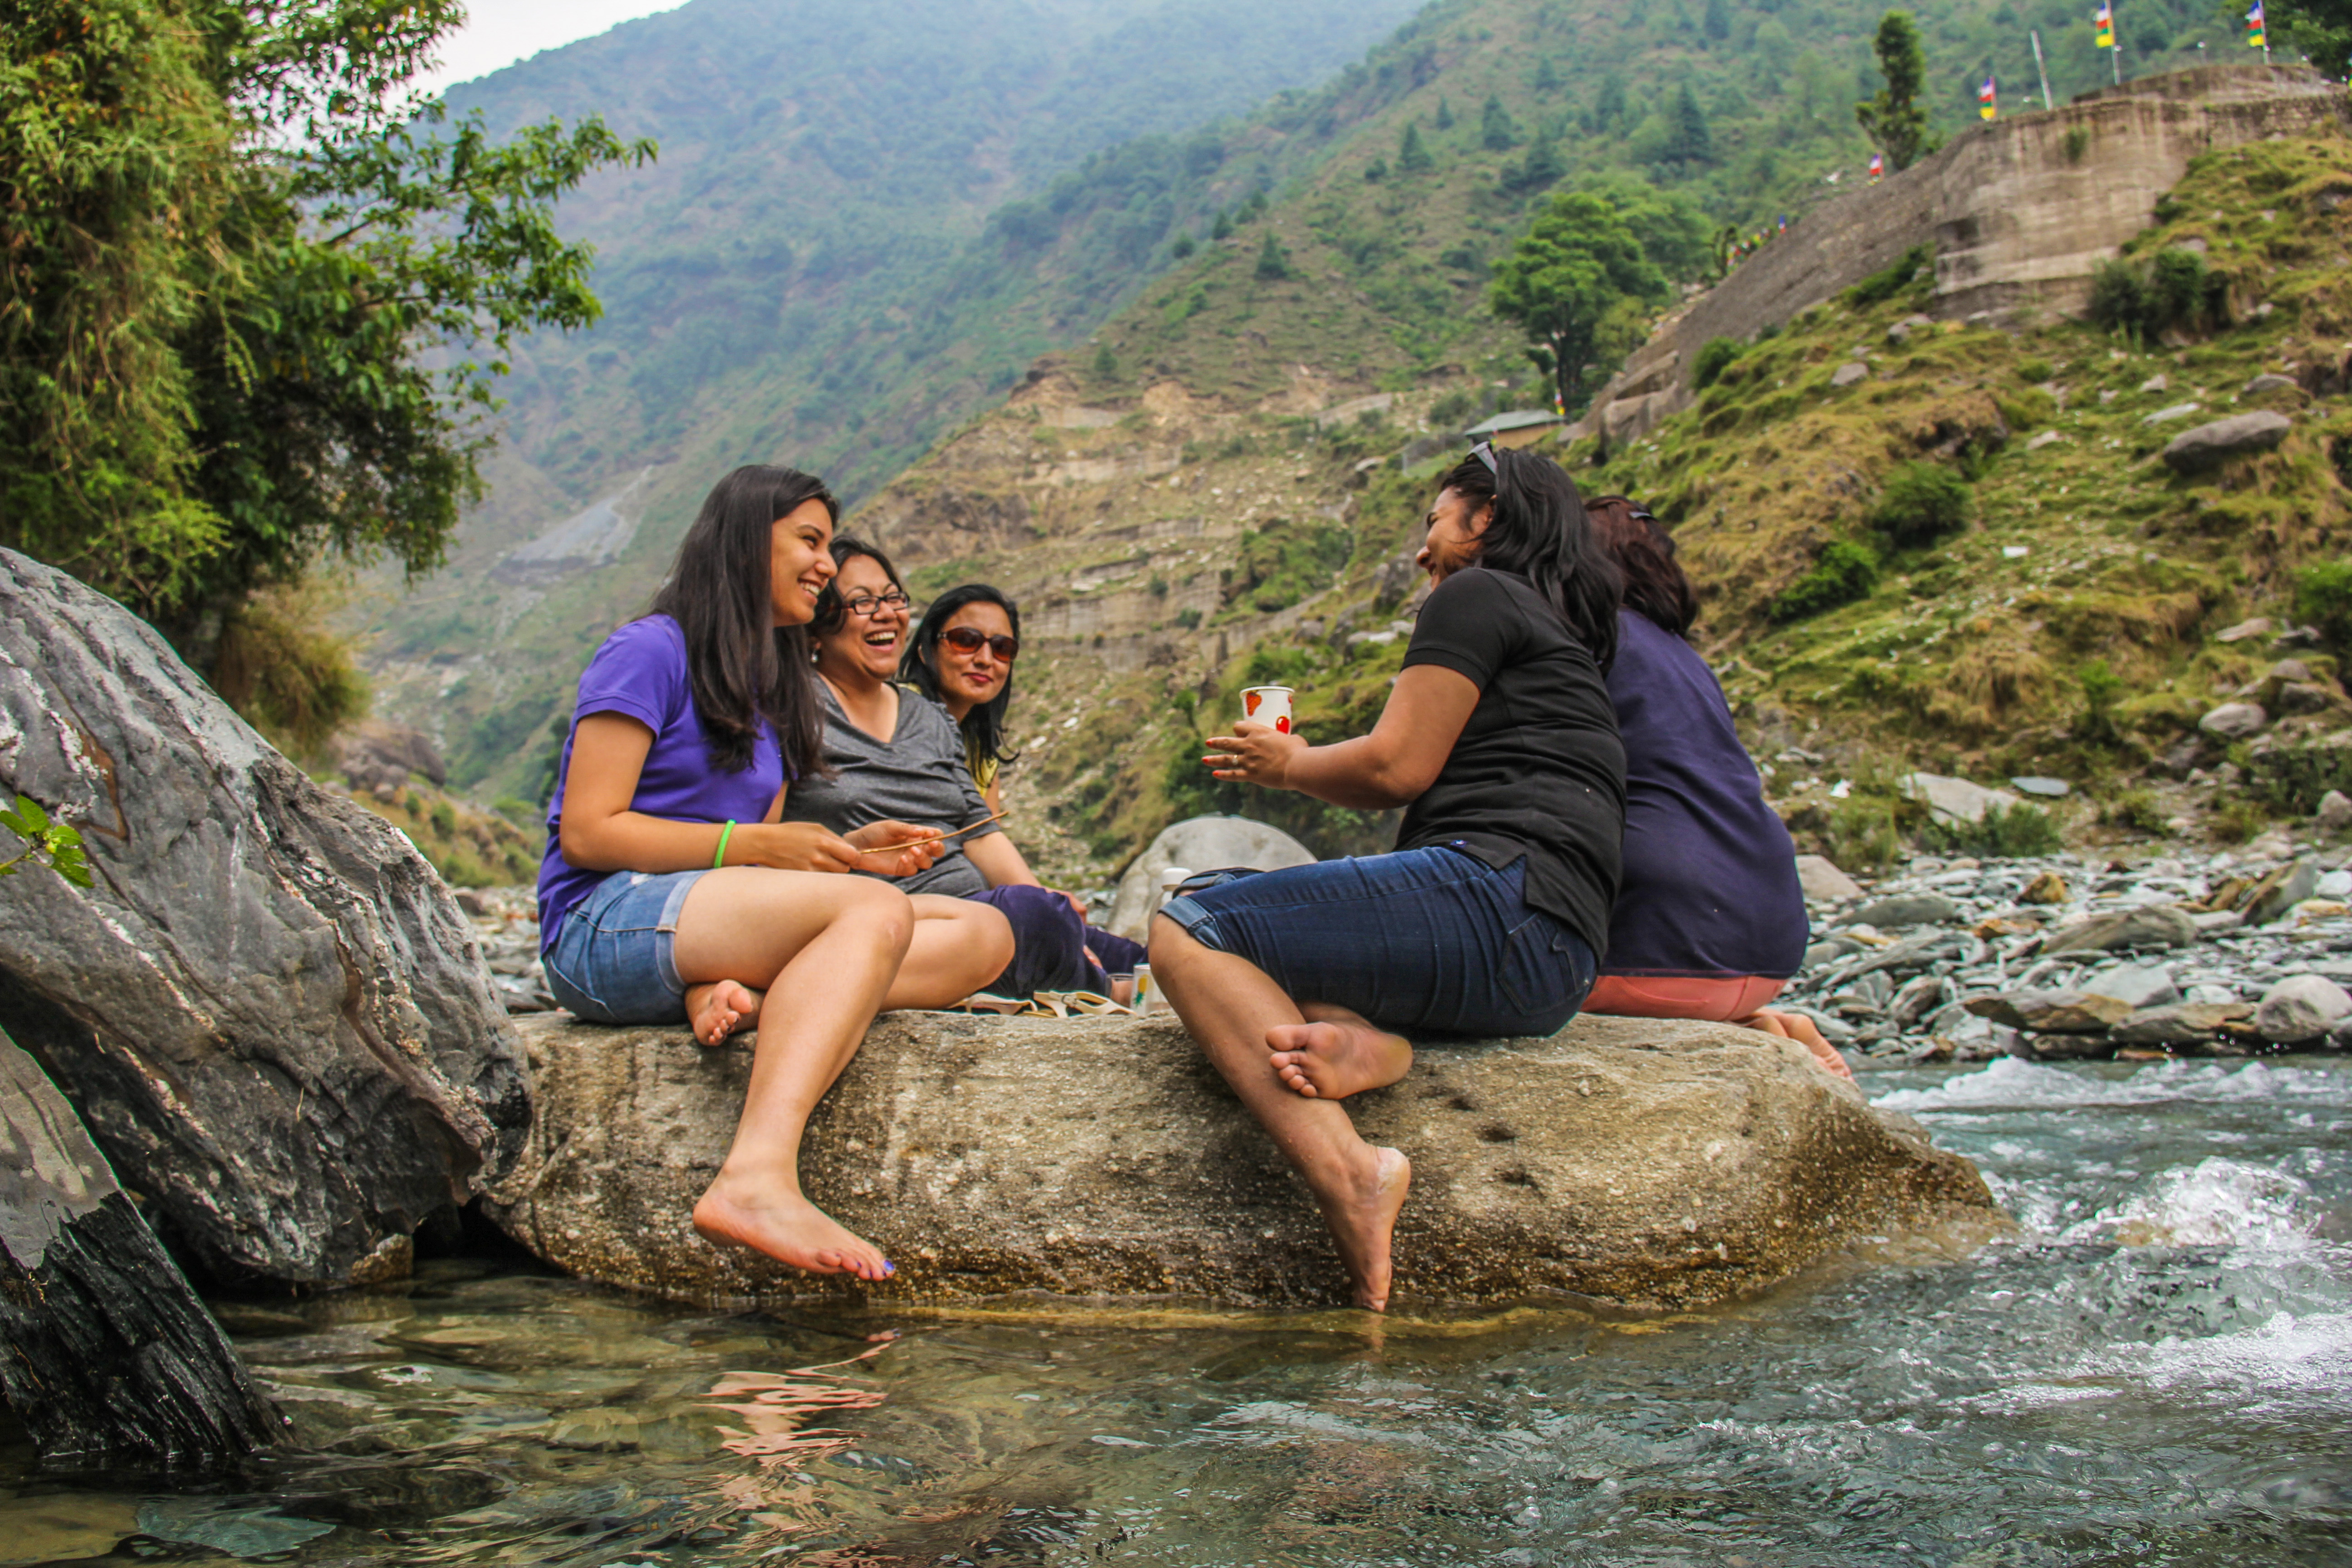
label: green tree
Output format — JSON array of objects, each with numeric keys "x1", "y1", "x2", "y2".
[
  {"x1": 2277, "y1": 0, "x2": 2352, "y2": 75},
  {"x1": 1854, "y1": 11, "x2": 1940, "y2": 172},
  {"x1": 1254, "y1": 230, "x2": 1293, "y2": 281},
  {"x1": 0, "y1": 0, "x2": 652, "y2": 672},
  {"x1": 1593, "y1": 77, "x2": 1627, "y2": 132},
  {"x1": 1661, "y1": 83, "x2": 1715, "y2": 169},
  {"x1": 1434, "y1": 96, "x2": 1455, "y2": 130},
  {"x1": 1480, "y1": 95, "x2": 1520, "y2": 151},
  {"x1": 1398, "y1": 121, "x2": 1435, "y2": 173},
  {"x1": 1489, "y1": 191, "x2": 1671, "y2": 415},
  {"x1": 1704, "y1": 0, "x2": 1732, "y2": 41}
]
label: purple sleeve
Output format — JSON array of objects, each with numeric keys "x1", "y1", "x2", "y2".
[{"x1": 573, "y1": 617, "x2": 686, "y2": 735}]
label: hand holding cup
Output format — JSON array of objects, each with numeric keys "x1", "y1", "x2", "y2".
[{"x1": 1204, "y1": 720, "x2": 1304, "y2": 788}]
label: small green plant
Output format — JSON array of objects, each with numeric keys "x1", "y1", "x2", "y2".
[
  {"x1": 2016, "y1": 358, "x2": 2054, "y2": 384},
  {"x1": 2063, "y1": 125, "x2": 2092, "y2": 165},
  {"x1": 0, "y1": 794, "x2": 92, "y2": 888},
  {"x1": 2078, "y1": 657, "x2": 2125, "y2": 743},
  {"x1": 2294, "y1": 559, "x2": 2352, "y2": 651},
  {"x1": 2089, "y1": 247, "x2": 2225, "y2": 340},
  {"x1": 1692, "y1": 336, "x2": 1743, "y2": 390},
  {"x1": 1174, "y1": 607, "x2": 1202, "y2": 629},
  {"x1": 1768, "y1": 541, "x2": 1880, "y2": 623},
  {"x1": 1842, "y1": 244, "x2": 1932, "y2": 307},
  {"x1": 2102, "y1": 787, "x2": 2168, "y2": 834},
  {"x1": 2210, "y1": 797, "x2": 2268, "y2": 844},
  {"x1": 1092, "y1": 342, "x2": 1117, "y2": 379},
  {"x1": 1921, "y1": 802, "x2": 2063, "y2": 857},
  {"x1": 1869, "y1": 462, "x2": 1973, "y2": 549},
  {"x1": 1168, "y1": 230, "x2": 1196, "y2": 260},
  {"x1": 1824, "y1": 798, "x2": 1905, "y2": 872},
  {"x1": 429, "y1": 801, "x2": 459, "y2": 838},
  {"x1": 1148, "y1": 574, "x2": 1169, "y2": 597}
]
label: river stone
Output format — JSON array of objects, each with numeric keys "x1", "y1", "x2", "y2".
[
  {"x1": 1106, "y1": 816, "x2": 1316, "y2": 940},
  {"x1": 0, "y1": 551, "x2": 528, "y2": 1287},
  {"x1": 1851, "y1": 892, "x2": 1960, "y2": 930},
  {"x1": 2247, "y1": 860, "x2": 2320, "y2": 925},
  {"x1": 488, "y1": 1011, "x2": 1999, "y2": 1313},
  {"x1": 2043, "y1": 904, "x2": 2199, "y2": 956},
  {"x1": 2019, "y1": 869, "x2": 2070, "y2": 904},
  {"x1": 2254, "y1": 975, "x2": 2352, "y2": 1044},
  {"x1": 2081, "y1": 961, "x2": 2180, "y2": 1011},
  {"x1": 2111, "y1": 1001, "x2": 2253, "y2": 1046},
  {"x1": 2161, "y1": 410, "x2": 2292, "y2": 472},
  {"x1": 1795, "y1": 854, "x2": 1863, "y2": 903},
  {"x1": 1899, "y1": 773, "x2": 2019, "y2": 825},
  {"x1": 2318, "y1": 790, "x2": 2352, "y2": 833},
  {"x1": 1831, "y1": 360, "x2": 1870, "y2": 388},
  {"x1": 1963, "y1": 990, "x2": 2132, "y2": 1034},
  {"x1": 2244, "y1": 373, "x2": 2300, "y2": 397}
]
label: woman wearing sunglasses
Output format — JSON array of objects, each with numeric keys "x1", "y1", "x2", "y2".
[
  {"x1": 784, "y1": 543, "x2": 1141, "y2": 999},
  {"x1": 537, "y1": 466, "x2": 1014, "y2": 1284},
  {"x1": 1576, "y1": 498, "x2": 1848, "y2": 1080},
  {"x1": 1149, "y1": 443, "x2": 1626, "y2": 1312}
]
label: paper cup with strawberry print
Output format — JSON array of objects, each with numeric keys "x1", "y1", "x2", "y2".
[{"x1": 1241, "y1": 685, "x2": 1294, "y2": 735}]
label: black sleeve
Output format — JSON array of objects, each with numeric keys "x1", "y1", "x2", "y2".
[{"x1": 1400, "y1": 568, "x2": 1521, "y2": 690}]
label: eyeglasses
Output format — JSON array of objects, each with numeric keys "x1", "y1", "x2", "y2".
[
  {"x1": 1467, "y1": 441, "x2": 1499, "y2": 474},
  {"x1": 939, "y1": 626, "x2": 1019, "y2": 662},
  {"x1": 841, "y1": 589, "x2": 911, "y2": 618}
]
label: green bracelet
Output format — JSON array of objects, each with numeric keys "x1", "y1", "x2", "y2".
[{"x1": 713, "y1": 820, "x2": 736, "y2": 870}]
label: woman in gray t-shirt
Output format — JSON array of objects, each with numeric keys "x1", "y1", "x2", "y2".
[{"x1": 782, "y1": 538, "x2": 1132, "y2": 998}]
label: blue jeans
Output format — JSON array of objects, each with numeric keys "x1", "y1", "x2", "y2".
[
  {"x1": 1156, "y1": 847, "x2": 1597, "y2": 1040},
  {"x1": 542, "y1": 869, "x2": 705, "y2": 1024}
]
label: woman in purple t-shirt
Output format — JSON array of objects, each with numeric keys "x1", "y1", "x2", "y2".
[{"x1": 537, "y1": 465, "x2": 1014, "y2": 1283}]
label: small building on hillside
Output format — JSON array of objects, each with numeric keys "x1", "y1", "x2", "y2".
[{"x1": 1462, "y1": 409, "x2": 1564, "y2": 449}]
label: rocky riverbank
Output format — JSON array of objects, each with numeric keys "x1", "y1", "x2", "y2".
[{"x1": 1780, "y1": 830, "x2": 2352, "y2": 1063}]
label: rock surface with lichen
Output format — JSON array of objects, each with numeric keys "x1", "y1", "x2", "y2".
[{"x1": 487, "y1": 1010, "x2": 1999, "y2": 1312}]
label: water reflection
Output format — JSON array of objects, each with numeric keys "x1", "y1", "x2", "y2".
[{"x1": 0, "y1": 1056, "x2": 2346, "y2": 1565}]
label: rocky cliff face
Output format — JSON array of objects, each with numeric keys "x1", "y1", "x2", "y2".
[
  {"x1": 490, "y1": 1009, "x2": 1999, "y2": 1313},
  {"x1": 0, "y1": 552, "x2": 530, "y2": 1287}
]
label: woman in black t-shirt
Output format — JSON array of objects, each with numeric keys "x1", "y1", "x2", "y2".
[{"x1": 1148, "y1": 444, "x2": 1627, "y2": 1312}]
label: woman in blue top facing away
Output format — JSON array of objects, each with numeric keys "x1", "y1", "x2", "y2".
[
  {"x1": 1577, "y1": 497, "x2": 1848, "y2": 1080},
  {"x1": 537, "y1": 466, "x2": 1014, "y2": 1283},
  {"x1": 1150, "y1": 444, "x2": 1627, "y2": 1311}
]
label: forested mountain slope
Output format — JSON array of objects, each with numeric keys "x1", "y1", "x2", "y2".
[{"x1": 369, "y1": 0, "x2": 2259, "y2": 814}]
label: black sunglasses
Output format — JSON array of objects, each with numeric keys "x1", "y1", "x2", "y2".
[
  {"x1": 1467, "y1": 440, "x2": 1499, "y2": 474},
  {"x1": 939, "y1": 626, "x2": 1019, "y2": 662}
]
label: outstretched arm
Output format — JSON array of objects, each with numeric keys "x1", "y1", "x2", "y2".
[{"x1": 1203, "y1": 664, "x2": 1481, "y2": 810}]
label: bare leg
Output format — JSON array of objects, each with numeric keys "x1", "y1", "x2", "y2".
[
  {"x1": 891, "y1": 896, "x2": 1014, "y2": 1011},
  {"x1": 1749, "y1": 1009, "x2": 1854, "y2": 1081},
  {"x1": 1266, "y1": 1002, "x2": 1413, "y2": 1100},
  {"x1": 1147, "y1": 916, "x2": 1411, "y2": 1311},
  {"x1": 671, "y1": 868, "x2": 918, "y2": 1280}
]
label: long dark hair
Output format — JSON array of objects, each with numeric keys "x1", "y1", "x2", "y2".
[
  {"x1": 1434, "y1": 446, "x2": 1623, "y2": 669},
  {"x1": 902, "y1": 583, "x2": 1023, "y2": 775},
  {"x1": 809, "y1": 534, "x2": 903, "y2": 637},
  {"x1": 646, "y1": 465, "x2": 834, "y2": 775},
  {"x1": 1585, "y1": 495, "x2": 1697, "y2": 637}
]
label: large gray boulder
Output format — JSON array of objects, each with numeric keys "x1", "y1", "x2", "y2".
[
  {"x1": 0, "y1": 551, "x2": 528, "y2": 1287},
  {"x1": 1106, "y1": 815, "x2": 1316, "y2": 939},
  {"x1": 488, "y1": 1011, "x2": 1999, "y2": 1313},
  {"x1": 2161, "y1": 410, "x2": 2291, "y2": 472}
]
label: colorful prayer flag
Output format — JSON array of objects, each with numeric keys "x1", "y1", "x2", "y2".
[
  {"x1": 2246, "y1": 0, "x2": 2266, "y2": 46},
  {"x1": 1980, "y1": 75, "x2": 1998, "y2": 120},
  {"x1": 1868, "y1": 151, "x2": 1885, "y2": 181},
  {"x1": 2095, "y1": 0, "x2": 2115, "y2": 48}
]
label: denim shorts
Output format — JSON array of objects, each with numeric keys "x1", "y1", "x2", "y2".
[
  {"x1": 543, "y1": 869, "x2": 706, "y2": 1025},
  {"x1": 1156, "y1": 846, "x2": 1597, "y2": 1040}
]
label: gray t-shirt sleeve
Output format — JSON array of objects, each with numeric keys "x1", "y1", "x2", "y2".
[{"x1": 781, "y1": 686, "x2": 1001, "y2": 895}]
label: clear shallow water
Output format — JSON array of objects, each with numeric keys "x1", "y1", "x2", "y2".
[{"x1": 4, "y1": 1057, "x2": 2349, "y2": 1567}]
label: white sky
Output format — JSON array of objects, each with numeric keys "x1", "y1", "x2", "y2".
[{"x1": 411, "y1": 0, "x2": 688, "y2": 98}]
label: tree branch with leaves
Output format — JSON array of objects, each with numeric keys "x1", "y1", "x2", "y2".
[{"x1": 1488, "y1": 191, "x2": 1671, "y2": 418}]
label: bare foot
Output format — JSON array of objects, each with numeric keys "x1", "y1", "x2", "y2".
[
  {"x1": 687, "y1": 980, "x2": 762, "y2": 1047},
  {"x1": 1266, "y1": 1009, "x2": 1413, "y2": 1099},
  {"x1": 692, "y1": 1178, "x2": 893, "y2": 1281},
  {"x1": 1309, "y1": 1146, "x2": 1411, "y2": 1311},
  {"x1": 1750, "y1": 1009, "x2": 1853, "y2": 1081}
]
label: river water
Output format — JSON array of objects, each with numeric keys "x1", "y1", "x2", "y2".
[{"x1": 4, "y1": 1055, "x2": 2348, "y2": 1567}]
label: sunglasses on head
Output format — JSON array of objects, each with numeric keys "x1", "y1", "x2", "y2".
[
  {"x1": 1467, "y1": 440, "x2": 1499, "y2": 474},
  {"x1": 939, "y1": 625, "x2": 1019, "y2": 662}
]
